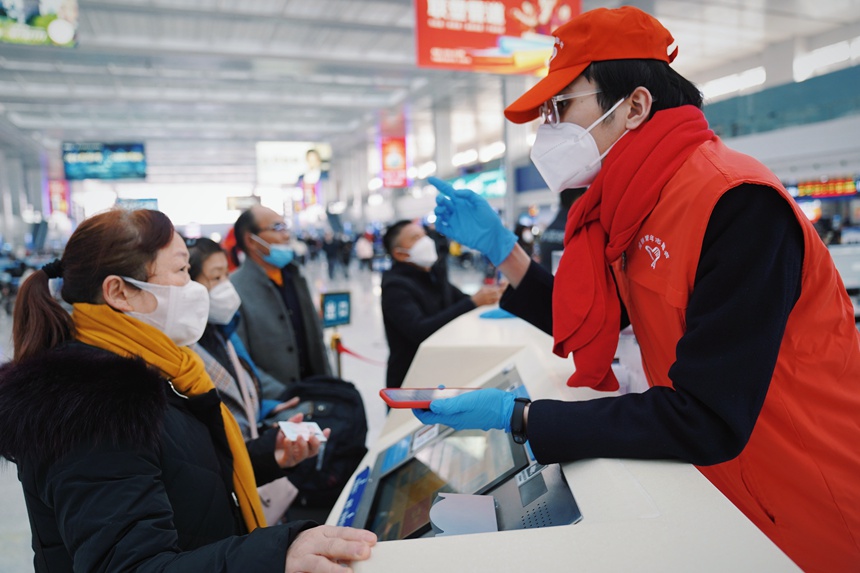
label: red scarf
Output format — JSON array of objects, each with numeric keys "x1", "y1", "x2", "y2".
[{"x1": 552, "y1": 105, "x2": 715, "y2": 391}]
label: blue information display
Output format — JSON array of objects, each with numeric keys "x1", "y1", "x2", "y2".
[
  {"x1": 321, "y1": 291, "x2": 351, "y2": 328},
  {"x1": 62, "y1": 142, "x2": 147, "y2": 181}
]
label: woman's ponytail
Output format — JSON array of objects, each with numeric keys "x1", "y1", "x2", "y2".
[{"x1": 13, "y1": 267, "x2": 75, "y2": 363}]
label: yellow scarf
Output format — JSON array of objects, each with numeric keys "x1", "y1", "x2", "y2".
[{"x1": 72, "y1": 302, "x2": 266, "y2": 531}]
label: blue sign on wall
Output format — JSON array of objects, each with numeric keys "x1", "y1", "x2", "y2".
[
  {"x1": 321, "y1": 291, "x2": 351, "y2": 328},
  {"x1": 62, "y1": 142, "x2": 147, "y2": 181},
  {"x1": 514, "y1": 162, "x2": 548, "y2": 193}
]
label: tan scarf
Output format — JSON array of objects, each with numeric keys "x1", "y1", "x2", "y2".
[{"x1": 72, "y1": 302, "x2": 266, "y2": 531}]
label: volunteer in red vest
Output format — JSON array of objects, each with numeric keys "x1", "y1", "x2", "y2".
[{"x1": 415, "y1": 6, "x2": 860, "y2": 572}]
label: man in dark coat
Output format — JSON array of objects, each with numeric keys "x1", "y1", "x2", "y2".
[{"x1": 380, "y1": 220, "x2": 502, "y2": 388}]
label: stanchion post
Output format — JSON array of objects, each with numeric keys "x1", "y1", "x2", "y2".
[{"x1": 330, "y1": 327, "x2": 342, "y2": 379}]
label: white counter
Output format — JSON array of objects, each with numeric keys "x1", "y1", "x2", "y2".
[{"x1": 328, "y1": 307, "x2": 800, "y2": 572}]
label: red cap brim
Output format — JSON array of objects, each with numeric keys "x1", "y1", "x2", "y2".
[{"x1": 503, "y1": 62, "x2": 589, "y2": 124}]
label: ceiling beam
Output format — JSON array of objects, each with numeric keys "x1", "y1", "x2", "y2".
[
  {"x1": 79, "y1": 0, "x2": 414, "y2": 36},
  {"x1": 0, "y1": 84, "x2": 397, "y2": 109}
]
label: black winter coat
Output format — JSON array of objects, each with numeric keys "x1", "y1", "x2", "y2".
[
  {"x1": 381, "y1": 262, "x2": 475, "y2": 388},
  {"x1": 0, "y1": 344, "x2": 314, "y2": 573}
]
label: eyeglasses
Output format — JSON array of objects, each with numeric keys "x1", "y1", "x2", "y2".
[
  {"x1": 260, "y1": 222, "x2": 288, "y2": 233},
  {"x1": 539, "y1": 89, "x2": 602, "y2": 125}
]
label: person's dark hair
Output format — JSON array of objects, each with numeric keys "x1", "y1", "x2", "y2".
[
  {"x1": 383, "y1": 220, "x2": 412, "y2": 256},
  {"x1": 582, "y1": 59, "x2": 703, "y2": 118},
  {"x1": 232, "y1": 209, "x2": 260, "y2": 266},
  {"x1": 186, "y1": 237, "x2": 225, "y2": 281},
  {"x1": 13, "y1": 209, "x2": 174, "y2": 363}
]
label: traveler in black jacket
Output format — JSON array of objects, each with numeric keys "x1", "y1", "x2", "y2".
[
  {"x1": 0, "y1": 208, "x2": 375, "y2": 573},
  {"x1": 381, "y1": 220, "x2": 502, "y2": 388}
]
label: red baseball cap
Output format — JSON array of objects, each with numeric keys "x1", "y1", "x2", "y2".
[{"x1": 504, "y1": 6, "x2": 678, "y2": 124}]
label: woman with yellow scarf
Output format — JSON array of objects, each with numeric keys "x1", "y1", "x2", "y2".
[{"x1": 0, "y1": 209, "x2": 375, "y2": 573}]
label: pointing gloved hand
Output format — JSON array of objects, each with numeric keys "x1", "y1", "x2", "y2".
[
  {"x1": 428, "y1": 177, "x2": 518, "y2": 266},
  {"x1": 413, "y1": 388, "x2": 516, "y2": 432}
]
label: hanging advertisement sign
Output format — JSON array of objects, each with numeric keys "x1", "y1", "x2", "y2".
[
  {"x1": 415, "y1": 0, "x2": 580, "y2": 74},
  {"x1": 256, "y1": 142, "x2": 332, "y2": 213},
  {"x1": 788, "y1": 177, "x2": 859, "y2": 200},
  {"x1": 48, "y1": 179, "x2": 70, "y2": 215},
  {"x1": 381, "y1": 137, "x2": 408, "y2": 188},
  {"x1": 116, "y1": 198, "x2": 159, "y2": 211},
  {"x1": 0, "y1": 0, "x2": 79, "y2": 47},
  {"x1": 62, "y1": 142, "x2": 147, "y2": 181}
]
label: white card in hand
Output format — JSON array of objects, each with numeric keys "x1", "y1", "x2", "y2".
[{"x1": 278, "y1": 421, "x2": 328, "y2": 443}]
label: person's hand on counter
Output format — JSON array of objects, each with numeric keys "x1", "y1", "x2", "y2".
[
  {"x1": 429, "y1": 177, "x2": 517, "y2": 266},
  {"x1": 285, "y1": 525, "x2": 376, "y2": 573},
  {"x1": 413, "y1": 388, "x2": 515, "y2": 431}
]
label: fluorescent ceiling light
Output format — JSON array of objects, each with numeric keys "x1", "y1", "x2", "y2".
[
  {"x1": 794, "y1": 41, "x2": 850, "y2": 82},
  {"x1": 478, "y1": 141, "x2": 506, "y2": 163},
  {"x1": 701, "y1": 67, "x2": 766, "y2": 100},
  {"x1": 850, "y1": 36, "x2": 860, "y2": 60},
  {"x1": 452, "y1": 149, "x2": 478, "y2": 167},
  {"x1": 328, "y1": 201, "x2": 347, "y2": 214},
  {"x1": 416, "y1": 161, "x2": 436, "y2": 179}
]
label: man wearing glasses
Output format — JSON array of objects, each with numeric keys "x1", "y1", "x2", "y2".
[
  {"x1": 231, "y1": 206, "x2": 332, "y2": 400},
  {"x1": 417, "y1": 6, "x2": 860, "y2": 572}
]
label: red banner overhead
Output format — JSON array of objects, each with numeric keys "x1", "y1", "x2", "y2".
[
  {"x1": 415, "y1": 0, "x2": 580, "y2": 75},
  {"x1": 381, "y1": 137, "x2": 408, "y2": 188}
]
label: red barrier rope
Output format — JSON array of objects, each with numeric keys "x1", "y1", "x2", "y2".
[{"x1": 335, "y1": 340, "x2": 387, "y2": 367}]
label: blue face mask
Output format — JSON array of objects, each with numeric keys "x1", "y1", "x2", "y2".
[{"x1": 250, "y1": 234, "x2": 294, "y2": 268}]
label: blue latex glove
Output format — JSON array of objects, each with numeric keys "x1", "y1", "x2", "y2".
[
  {"x1": 428, "y1": 177, "x2": 517, "y2": 266},
  {"x1": 412, "y1": 388, "x2": 516, "y2": 432},
  {"x1": 479, "y1": 308, "x2": 516, "y2": 319}
]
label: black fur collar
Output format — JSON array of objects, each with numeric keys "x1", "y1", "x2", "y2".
[{"x1": 0, "y1": 344, "x2": 167, "y2": 464}]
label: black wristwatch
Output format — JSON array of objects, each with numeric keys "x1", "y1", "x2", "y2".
[{"x1": 510, "y1": 398, "x2": 531, "y2": 444}]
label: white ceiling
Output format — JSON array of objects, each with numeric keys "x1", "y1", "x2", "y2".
[{"x1": 2, "y1": 0, "x2": 860, "y2": 181}]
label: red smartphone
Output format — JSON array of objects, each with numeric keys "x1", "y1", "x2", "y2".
[{"x1": 379, "y1": 387, "x2": 477, "y2": 409}]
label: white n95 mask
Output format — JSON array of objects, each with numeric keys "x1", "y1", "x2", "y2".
[
  {"x1": 124, "y1": 277, "x2": 210, "y2": 346},
  {"x1": 530, "y1": 98, "x2": 626, "y2": 193},
  {"x1": 207, "y1": 280, "x2": 242, "y2": 325},
  {"x1": 405, "y1": 235, "x2": 439, "y2": 268}
]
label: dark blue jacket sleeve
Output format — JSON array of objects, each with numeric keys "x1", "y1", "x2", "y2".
[
  {"x1": 526, "y1": 185, "x2": 803, "y2": 466},
  {"x1": 499, "y1": 261, "x2": 555, "y2": 335}
]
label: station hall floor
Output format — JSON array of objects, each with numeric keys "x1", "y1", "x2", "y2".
[{"x1": 0, "y1": 256, "x2": 486, "y2": 572}]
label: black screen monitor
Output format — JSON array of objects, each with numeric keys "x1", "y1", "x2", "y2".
[
  {"x1": 362, "y1": 427, "x2": 528, "y2": 541},
  {"x1": 343, "y1": 366, "x2": 581, "y2": 539}
]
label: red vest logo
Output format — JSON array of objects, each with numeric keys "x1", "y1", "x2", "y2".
[{"x1": 637, "y1": 234, "x2": 670, "y2": 269}]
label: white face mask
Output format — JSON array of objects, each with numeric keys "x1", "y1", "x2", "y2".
[
  {"x1": 403, "y1": 235, "x2": 438, "y2": 268},
  {"x1": 530, "y1": 98, "x2": 627, "y2": 193},
  {"x1": 207, "y1": 280, "x2": 241, "y2": 325},
  {"x1": 124, "y1": 277, "x2": 210, "y2": 346}
]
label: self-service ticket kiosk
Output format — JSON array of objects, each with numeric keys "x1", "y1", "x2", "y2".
[
  {"x1": 338, "y1": 367, "x2": 581, "y2": 538},
  {"x1": 330, "y1": 308, "x2": 800, "y2": 572}
]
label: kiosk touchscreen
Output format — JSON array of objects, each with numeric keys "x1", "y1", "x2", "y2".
[{"x1": 346, "y1": 394, "x2": 582, "y2": 540}]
